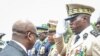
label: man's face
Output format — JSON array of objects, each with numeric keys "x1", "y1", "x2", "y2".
[
  {"x1": 69, "y1": 15, "x2": 84, "y2": 34},
  {"x1": 28, "y1": 32, "x2": 37, "y2": 49},
  {"x1": 96, "y1": 22, "x2": 100, "y2": 31},
  {"x1": 48, "y1": 32, "x2": 55, "y2": 44},
  {"x1": 39, "y1": 32, "x2": 47, "y2": 41}
]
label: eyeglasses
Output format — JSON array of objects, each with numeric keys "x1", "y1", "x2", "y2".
[
  {"x1": 13, "y1": 28, "x2": 38, "y2": 37},
  {"x1": 30, "y1": 31, "x2": 38, "y2": 37}
]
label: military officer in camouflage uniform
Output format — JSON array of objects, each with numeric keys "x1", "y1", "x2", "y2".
[
  {"x1": 47, "y1": 19, "x2": 60, "y2": 56},
  {"x1": 30, "y1": 25, "x2": 50, "y2": 56},
  {"x1": 54, "y1": 3, "x2": 100, "y2": 56}
]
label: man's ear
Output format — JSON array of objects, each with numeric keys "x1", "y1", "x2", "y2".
[{"x1": 27, "y1": 32, "x2": 31, "y2": 40}]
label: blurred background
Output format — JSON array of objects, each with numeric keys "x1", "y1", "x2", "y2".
[{"x1": 0, "y1": 0, "x2": 100, "y2": 41}]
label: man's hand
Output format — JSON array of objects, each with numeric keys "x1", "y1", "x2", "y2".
[{"x1": 55, "y1": 19, "x2": 67, "y2": 38}]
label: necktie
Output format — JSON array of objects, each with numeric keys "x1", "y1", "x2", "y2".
[{"x1": 74, "y1": 35, "x2": 80, "y2": 44}]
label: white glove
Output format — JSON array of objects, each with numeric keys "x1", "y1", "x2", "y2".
[{"x1": 55, "y1": 19, "x2": 67, "y2": 38}]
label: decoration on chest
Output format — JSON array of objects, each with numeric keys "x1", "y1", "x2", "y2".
[
  {"x1": 83, "y1": 33, "x2": 88, "y2": 40},
  {"x1": 75, "y1": 46, "x2": 87, "y2": 56},
  {"x1": 39, "y1": 46, "x2": 45, "y2": 54},
  {"x1": 31, "y1": 48, "x2": 35, "y2": 54},
  {"x1": 66, "y1": 46, "x2": 87, "y2": 56}
]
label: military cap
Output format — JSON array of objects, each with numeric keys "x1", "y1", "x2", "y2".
[
  {"x1": 37, "y1": 24, "x2": 48, "y2": 33},
  {"x1": 65, "y1": 4, "x2": 95, "y2": 20},
  {"x1": 96, "y1": 17, "x2": 100, "y2": 24},
  {"x1": 48, "y1": 20, "x2": 58, "y2": 32}
]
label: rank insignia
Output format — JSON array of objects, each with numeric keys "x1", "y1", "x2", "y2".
[
  {"x1": 90, "y1": 30, "x2": 99, "y2": 37},
  {"x1": 83, "y1": 33, "x2": 88, "y2": 40}
]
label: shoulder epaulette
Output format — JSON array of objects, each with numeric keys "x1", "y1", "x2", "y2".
[{"x1": 90, "y1": 30, "x2": 100, "y2": 37}]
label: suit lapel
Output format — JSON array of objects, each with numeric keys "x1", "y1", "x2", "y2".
[{"x1": 8, "y1": 41, "x2": 28, "y2": 56}]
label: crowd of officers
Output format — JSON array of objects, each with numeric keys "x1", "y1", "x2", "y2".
[
  {"x1": 28, "y1": 19, "x2": 58, "y2": 56},
  {"x1": 0, "y1": 3, "x2": 100, "y2": 56}
]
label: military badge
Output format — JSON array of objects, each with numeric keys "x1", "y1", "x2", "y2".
[
  {"x1": 75, "y1": 49, "x2": 80, "y2": 56},
  {"x1": 31, "y1": 48, "x2": 35, "y2": 54},
  {"x1": 90, "y1": 30, "x2": 99, "y2": 37},
  {"x1": 39, "y1": 46, "x2": 45, "y2": 54},
  {"x1": 75, "y1": 46, "x2": 87, "y2": 56},
  {"x1": 83, "y1": 33, "x2": 88, "y2": 40}
]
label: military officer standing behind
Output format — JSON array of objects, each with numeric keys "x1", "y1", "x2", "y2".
[
  {"x1": 47, "y1": 19, "x2": 59, "y2": 56},
  {"x1": 31, "y1": 25, "x2": 50, "y2": 56},
  {"x1": 95, "y1": 17, "x2": 100, "y2": 32},
  {"x1": 54, "y1": 3, "x2": 100, "y2": 56},
  {"x1": 92, "y1": 16, "x2": 100, "y2": 56}
]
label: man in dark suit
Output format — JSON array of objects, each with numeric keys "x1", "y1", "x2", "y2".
[{"x1": 0, "y1": 20, "x2": 38, "y2": 56}]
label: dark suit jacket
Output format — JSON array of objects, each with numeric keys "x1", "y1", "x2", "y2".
[{"x1": 0, "y1": 41, "x2": 28, "y2": 56}]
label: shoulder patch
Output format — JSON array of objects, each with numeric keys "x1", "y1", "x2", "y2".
[
  {"x1": 83, "y1": 33, "x2": 88, "y2": 40},
  {"x1": 90, "y1": 30, "x2": 99, "y2": 37}
]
